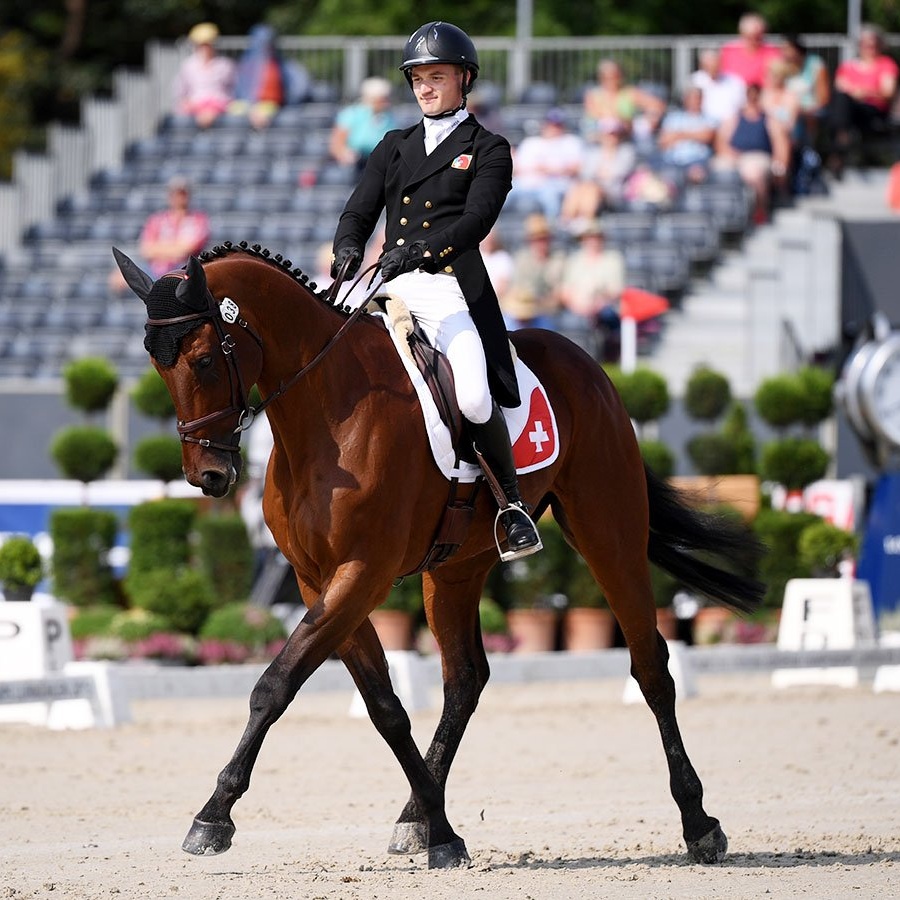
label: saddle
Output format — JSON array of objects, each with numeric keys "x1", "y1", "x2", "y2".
[{"x1": 375, "y1": 299, "x2": 481, "y2": 574}]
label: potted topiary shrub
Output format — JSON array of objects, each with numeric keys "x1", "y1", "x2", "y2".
[
  {"x1": 131, "y1": 367, "x2": 182, "y2": 486},
  {"x1": 0, "y1": 535, "x2": 44, "y2": 602},
  {"x1": 479, "y1": 596, "x2": 514, "y2": 653},
  {"x1": 684, "y1": 365, "x2": 732, "y2": 423},
  {"x1": 562, "y1": 553, "x2": 614, "y2": 652},
  {"x1": 609, "y1": 366, "x2": 670, "y2": 439},
  {"x1": 506, "y1": 516, "x2": 567, "y2": 653},
  {"x1": 639, "y1": 439, "x2": 675, "y2": 479},
  {"x1": 371, "y1": 575, "x2": 424, "y2": 651},
  {"x1": 797, "y1": 520, "x2": 860, "y2": 577},
  {"x1": 759, "y1": 438, "x2": 829, "y2": 494},
  {"x1": 49, "y1": 508, "x2": 119, "y2": 607}
]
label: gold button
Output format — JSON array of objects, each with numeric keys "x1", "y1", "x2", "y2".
[
  {"x1": 424, "y1": 201, "x2": 433, "y2": 209},
  {"x1": 423, "y1": 221, "x2": 430, "y2": 229},
  {"x1": 444, "y1": 266, "x2": 453, "y2": 274},
  {"x1": 399, "y1": 217, "x2": 408, "y2": 225},
  {"x1": 402, "y1": 196, "x2": 411, "y2": 205},
  {"x1": 396, "y1": 237, "x2": 405, "y2": 245}
]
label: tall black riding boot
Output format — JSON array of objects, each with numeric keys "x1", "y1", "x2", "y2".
[{"x1": 470, "y1": 403, "x2": 542, "y2": 561}]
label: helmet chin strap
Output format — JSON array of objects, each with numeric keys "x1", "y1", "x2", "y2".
[{"x1": 424, "y1": 97, "x2": 467, "y2": 119}]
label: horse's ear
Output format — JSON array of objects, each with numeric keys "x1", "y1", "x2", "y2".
[
  {"x1": 175, "y1": 256, "x2": 209, "y2": 311},
  {"x1": 112, "y1": 246, "x2": 154, "y2": 302}
]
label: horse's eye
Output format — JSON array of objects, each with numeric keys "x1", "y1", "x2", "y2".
[{"x1": 197, "y1": 355, "x2": 213, "y2": 369}]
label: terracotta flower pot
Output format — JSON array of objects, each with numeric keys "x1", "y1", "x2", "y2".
[
  {"x1": 655, "y1": 606, "x2": 679, "y2": 640},
  {"x1": 563, "y1": 607, "x2": 616, "y2": 651},
  {"x1": 693, "y1": 606, "x2": 737, "y2": 645},
  {"x1": 507, "y1": 608, "x2": 558, "y2": 653},
  {"x1": 369, "y1": 609, "x2": 416, "y2": 651}
]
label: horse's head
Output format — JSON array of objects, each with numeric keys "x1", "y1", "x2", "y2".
[{"x1": 113, "y1": 248, "x2": 263, "y2": 497}]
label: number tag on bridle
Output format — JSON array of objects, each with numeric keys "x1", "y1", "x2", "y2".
[{"x1": 219, "y1": 297, "x2": 239, "y2": 324}]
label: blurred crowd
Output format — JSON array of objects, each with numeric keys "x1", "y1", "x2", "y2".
[{"x1": 157, "y1": 15, "x2": 898, "y2": 362}]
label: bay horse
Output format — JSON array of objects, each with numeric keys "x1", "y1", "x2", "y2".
[{"x1": 113, "y1": 242, "x2": 764, "y2": 869}]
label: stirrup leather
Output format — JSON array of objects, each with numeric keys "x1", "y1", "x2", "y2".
[{"x1": 494, "y1": 501, "x2": 543, "y2": 562}]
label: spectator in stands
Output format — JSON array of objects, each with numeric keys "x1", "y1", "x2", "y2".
[
  {"x1": 719, "y1": 12, "x2": 781, "y2": 88},
  {"x1": 581, "y1": 58, "x2": 667, "y2": 141},
  {"x1": 501, "y1": 213, "x2": 564, "y2": 330},
  {"x1": 828, "y1": 24, "x2": 899, "y2": 177},
  {"x1": 690, "y1": 48, "x2": 746, "y2": 126},
  {"x1": 761, "y1": 58, "x2": 801, "y2": 147},
  {"x1": 481, "y1": 228, "x2": 514, "y2": 300},
  {"x1": 509, "y1": 107, "x2": 585, "y2": 218},
  {"x1": 713, "y1": 83, "x2": 790, "y2": 223},
  {"x1": 656, "y1": 85, "x2": 717, "y2": 183},
  {"x1": 781, "y1": 34, "x2": 830, "y2": 144},
  {"x1": 557, "y1": 219, "x2": 625, "y2": 353},
  {"x1": 560, "y1": 119, "x2": 636, "y2": 228},
  {"x1": 138, "y1": 176, "x2": 211, "y2": 278},
  {"x1": 173, "y1": 22, "x2": 236, "y2": 129},
  {"x1": 228, "y1": 24, "x2": 311, "y2": 129},
  {"x1": 328, "y1": 77, "x2": 397, "y2": 174}
]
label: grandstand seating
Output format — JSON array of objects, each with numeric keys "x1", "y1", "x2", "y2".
[{"x1": 0, "y1": 97, "x2": 754, "y2": 380}]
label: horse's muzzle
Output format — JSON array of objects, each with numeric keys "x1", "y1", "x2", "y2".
[{"x1": 199, "y1": 468, "x2": 232, "y2": 498}]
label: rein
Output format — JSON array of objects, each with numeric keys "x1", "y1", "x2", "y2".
[{"x1": 146, "y1": 260, "x2": 383, "y2": 462}]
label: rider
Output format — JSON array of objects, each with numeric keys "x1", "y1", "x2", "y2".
[{"x1": 331, "y1": 21, "x2": 541, "y2": 561}]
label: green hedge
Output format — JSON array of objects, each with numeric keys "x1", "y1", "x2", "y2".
[
  {"x1": 49, "y1": 508, "x2": 119, "y2": 607},
  {"x1": 126, "y1": 568, "x2": 215, "y2": 634},
  {"x1": 196, "y1": 514, "x2": 255, "y2": 605},
  {"x1": 126, "y1": 499, "x2": 197, "y2": 578},
  {"x1": 199, "y1": 602, "x2": 286, "y2": 647}
]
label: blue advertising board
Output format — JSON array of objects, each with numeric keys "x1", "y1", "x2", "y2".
[{"x1": 856, "y1": 472, "x2": 900, "y2": 619}]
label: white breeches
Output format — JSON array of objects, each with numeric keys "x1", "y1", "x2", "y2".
[{"x1": 381, "y1": 270, "x2": 493, "y2": 424}]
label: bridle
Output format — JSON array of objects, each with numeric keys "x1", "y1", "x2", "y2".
[{"x1": 145, "y1": 259, "x2": 382, "y2": 471}]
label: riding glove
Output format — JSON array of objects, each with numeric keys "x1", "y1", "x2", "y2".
[
  {"x1": 330, "y1": 244, "x2": 362, "y2": 279},
  {"x1": 378, "y1": 241, "x2": 431, "y2": 281}
]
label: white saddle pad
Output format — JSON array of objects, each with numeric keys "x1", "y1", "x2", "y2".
[{"x1": 375, "y1": 312, "x2": 560, "y2": 482}]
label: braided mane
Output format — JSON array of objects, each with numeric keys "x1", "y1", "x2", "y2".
[{"x1": 198, "y1": 241, "x2": 355, "y2": 316}]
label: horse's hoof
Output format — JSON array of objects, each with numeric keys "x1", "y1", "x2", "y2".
[
  {"x1": 687, "y1": 821, "x2": 728, "y2": 864},
  {"x1": 182, "y1": 817, "x2": 236, "y2": 856},
  {"x1": 388, "y1": 821, "x2": 428, "y2": 855},
  {"x1": 427, "y1": 838, "x2": 471, "y2": 869}
]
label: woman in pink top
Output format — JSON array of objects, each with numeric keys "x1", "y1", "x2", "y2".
[
  {"x1": 173, "y1": 22, "x2": 236, "y2": 129},
  {"x1": 829, "y1": 25, "x2": 899, "y2": 174}
]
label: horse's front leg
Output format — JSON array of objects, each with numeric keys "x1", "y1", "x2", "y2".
[
  {"x1": 182, "y1": 565, "x2": 389, "y2": 857},
  {"x1": 338, "y1": 619, "x2": 470, "y2": 868},
  {"x1": 388, "y1": 568, "x2": 490, "y2": 856}
]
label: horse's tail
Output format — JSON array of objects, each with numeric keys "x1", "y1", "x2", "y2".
[{"x1": 644, "y1": 464, "x2": 766, "y2": 615}]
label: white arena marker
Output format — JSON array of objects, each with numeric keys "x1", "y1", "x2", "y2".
[
  {"x1": 873, "y1": 666, "x2": 900, "y2": 693},
  {"x1": 349, "y1": 650, "x2": 431, "y2": 718},
  {"x1": 623, "y1": 640, "x2": 697, "y2": 704},
  {"x1": 772, "y1": 579, "x2": 876, "y2": 689}
]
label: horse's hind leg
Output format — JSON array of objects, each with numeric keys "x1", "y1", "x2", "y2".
[
  {"x1": 388, "y1": 566, "x2": 491, "y2": 857},
  {"x1": 553, "y1": 499, "x2": 727, "y2": 863},
  {"x1": 338, "y1": 619, "x2": 470, "y2": 869}
]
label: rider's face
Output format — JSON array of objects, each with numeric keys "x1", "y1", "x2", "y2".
[{"x1": 410, "y1": 64, "x2": 465, "y2": 116}]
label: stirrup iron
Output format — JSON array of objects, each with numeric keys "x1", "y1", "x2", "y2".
[{"x1": 494, "y1": 502, "x2": 543, "y2": 563}]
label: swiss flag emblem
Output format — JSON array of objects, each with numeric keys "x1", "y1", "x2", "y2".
[{"x1": 512, "y1": 388, "x2": 556, "y2": 470}]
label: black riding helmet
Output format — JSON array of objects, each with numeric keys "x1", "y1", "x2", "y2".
[{"x1": 400, "y1": 21, "x2": 479, "y2": 95}]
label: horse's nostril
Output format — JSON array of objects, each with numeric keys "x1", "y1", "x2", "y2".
[{"x1": 200, "y1": 470, "x2": 229, "y2": 496}]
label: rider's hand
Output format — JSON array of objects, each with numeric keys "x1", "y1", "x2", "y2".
[
  {"x1": 378, "y1": 241, "x2": 430, "y2": 282},
  {"x1": 330, "y1": 245, "x2": 362, "y2": 279}
]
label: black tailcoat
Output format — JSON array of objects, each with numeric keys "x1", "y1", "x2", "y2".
[{"x1": 333, "y1": 115, "x2": 519, "y2": 407}]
